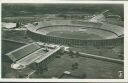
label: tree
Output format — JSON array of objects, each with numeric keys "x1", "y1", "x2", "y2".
[
  {"x1": 71, "y1": 62, "x2": 79, "y2": 70},
  {"x1": 75, "y1": 51, "x2": 80, "y2": 58},
  {"x1": 68, "y1": 50, "x2": 74, "y2": 58}
]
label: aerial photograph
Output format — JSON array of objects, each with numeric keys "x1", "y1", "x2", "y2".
[{"x1": 1, "y1": 3, "x2": 124, "y2": 79}]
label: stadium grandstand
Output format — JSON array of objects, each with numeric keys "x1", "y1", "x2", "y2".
[{"x1": 25, "y1": 11, "x2": 123, "y2": 47}]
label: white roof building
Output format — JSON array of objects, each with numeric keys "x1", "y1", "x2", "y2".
[{"x1": 2, "y1": 22, "x2": 16, "y2": 29}]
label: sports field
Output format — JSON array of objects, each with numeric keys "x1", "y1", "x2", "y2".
[{"x1": 48, "y1": 31, "x2": 103, "y2": 40}]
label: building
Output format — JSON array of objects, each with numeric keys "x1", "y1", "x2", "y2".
[{"x1": 6, "y1": 42, "x2": 61, "y2": 70}]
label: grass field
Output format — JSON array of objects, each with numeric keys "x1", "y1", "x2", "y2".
[
  {"x1": 30, "y1": 53, "x2": 123, "y2": 79},
  {"x1": 48, "y1": 31, "x2": 103, "y2": 40}
]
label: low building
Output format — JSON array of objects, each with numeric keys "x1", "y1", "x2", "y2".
[{"x1": 2, "y1": 22, "x2": 16, "y2": 29}]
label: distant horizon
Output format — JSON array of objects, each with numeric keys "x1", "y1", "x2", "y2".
[{"x1": 2, "y1": 3, "x2": 124, "y2": 18}]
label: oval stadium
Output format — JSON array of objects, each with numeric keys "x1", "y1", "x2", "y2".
[{"x1": 26, "y1": 15, "x2": 123, "y2": 47}]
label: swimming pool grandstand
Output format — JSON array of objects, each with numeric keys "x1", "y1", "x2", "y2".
[{"x1": 6, "y1": 42, "x2": 61, "y2": 69}]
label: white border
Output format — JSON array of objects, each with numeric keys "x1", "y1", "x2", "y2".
[
  {"x1": 0, "y1": 2, "x2": 1, "y2": 80},
  {"x1": 0, "y1": 0, "x2": 128, "y2": 82}
]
